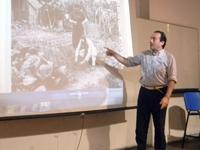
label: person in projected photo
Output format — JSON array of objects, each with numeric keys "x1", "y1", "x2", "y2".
[
  {"x1": 66, "y1": 4, "x2": 88, "y2": 50},
  {"x1": 106, "y1": 31, "x2": 177, "y2": 150}
]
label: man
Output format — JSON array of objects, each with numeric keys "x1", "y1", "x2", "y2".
[{"x1": 106, "y1": 31, "x2": 177, "y2": 150}]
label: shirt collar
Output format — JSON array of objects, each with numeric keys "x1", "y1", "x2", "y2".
[{"x1": 151, "y1": 49, "x2": 165, "y2": 56}]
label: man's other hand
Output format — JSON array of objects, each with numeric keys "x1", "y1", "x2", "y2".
[{"x1": 160, "y1": 96, "x2": 169, "y2": 109}]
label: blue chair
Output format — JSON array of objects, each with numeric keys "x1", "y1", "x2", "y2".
[{"x1": 182, "y1": 92, "x2": 200, "y2": 148}]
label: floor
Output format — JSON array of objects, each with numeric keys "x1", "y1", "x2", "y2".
[{"x1": 125, "y1": 138, "x2": 200, "y2": 150}]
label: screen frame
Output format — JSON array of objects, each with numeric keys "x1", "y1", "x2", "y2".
[{"x1": 0, "y1": 0, "x2": 134, "y2": 118}]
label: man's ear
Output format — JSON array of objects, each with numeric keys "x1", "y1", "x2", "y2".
[{"x1": 161, "y1": 41, "x2": 165, "y2": 47}]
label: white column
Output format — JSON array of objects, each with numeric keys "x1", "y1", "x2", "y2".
[{"x1": 0, "y1": 0, "x2": 11, "y2": 93}]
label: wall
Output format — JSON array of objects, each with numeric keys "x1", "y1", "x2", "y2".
[
  {"x1": 0, "y1": 0, "x2": 200, "y2": 150},
  {"x1": 134, "y1": 18, "x2": 199, "y2": 89},
  {"x1": 149, "y1": 0, "x2": 200, "y2": 28},
  {"x1": 149, "y1": 0, "x2": 200, "y2": 89}
]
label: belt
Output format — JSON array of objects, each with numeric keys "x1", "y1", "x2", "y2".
[{"x1": 142, "y1": 85, "x2": 166, "y2": 90}]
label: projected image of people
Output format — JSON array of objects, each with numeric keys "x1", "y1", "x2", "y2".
[{"x1": 11, "y1": 0, "x2": 126, "y2": 108}]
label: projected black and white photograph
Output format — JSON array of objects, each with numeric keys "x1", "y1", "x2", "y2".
[
  {"x1": 0, "y1": 0, "x2": 132, "y2": 117},
  {"x1": 12, "y1": 0, "x2": 123, "y2": 92}
]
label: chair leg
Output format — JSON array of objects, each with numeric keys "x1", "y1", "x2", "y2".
[
  {"x1": 199, "y1": 114, "x2": 200, "y2": 137},
  {"x1": 182, "y1": 112, "x2": 190, "y2": 148}
]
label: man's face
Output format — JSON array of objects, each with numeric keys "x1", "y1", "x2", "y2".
[{"x1": 150, "y1": 32, "x2": 164, "y2": 51}]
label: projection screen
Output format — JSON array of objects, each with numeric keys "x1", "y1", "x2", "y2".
[{"x1": 0, "y1": 0, "x2": 133, "y2": 118}]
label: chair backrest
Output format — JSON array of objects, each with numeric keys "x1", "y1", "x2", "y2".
[{"x1": 183, "y1": 92, "x2": 200, "y2": 111}]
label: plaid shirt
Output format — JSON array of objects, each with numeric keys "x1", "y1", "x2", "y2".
[{"x1": 127, "y1": 49, "x2": 177, "y2": 86}]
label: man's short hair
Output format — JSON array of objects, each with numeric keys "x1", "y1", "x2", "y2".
[{"x1": 154, "y1": 30, "x2": 167, "y2": 48}]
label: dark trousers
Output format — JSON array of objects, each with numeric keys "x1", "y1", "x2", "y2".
[{"x1": 136, "y1": 86, "x2": 167, "y2": 150}]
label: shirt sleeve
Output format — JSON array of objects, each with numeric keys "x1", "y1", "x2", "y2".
[
  {"x1": 167, "y1": 54, "x2": 177, "y2": 83},
  {"x1": 127, "y1": 54, "x2": 142, "y2": 67}
]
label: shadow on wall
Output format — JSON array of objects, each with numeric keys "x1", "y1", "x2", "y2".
[
  {"x1": 86, "y1": 63, "x2": 127, "y2": 150},
  {"x1": 86, "y1": 111, "x2": 126, "y2": 150},
  {"x1": 0, "y1": 111, "x2": 126, "y2": 137},
  {"x1": 0, "y1": 111, "x2": 126, "y2": 150},
  {"x1": 0, "y1": 62, "x2": 128, "y2": 150},
  {"x1": 168, "y1": 105, "x2": 186, "y2": 140}
]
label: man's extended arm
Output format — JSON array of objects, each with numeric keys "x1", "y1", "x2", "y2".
[{"x1": 105, "y1": 47, "x2": 129, "y2": 67}]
